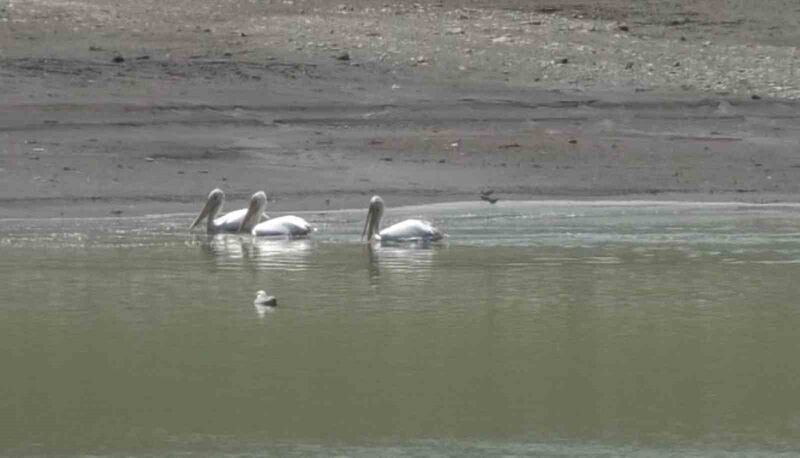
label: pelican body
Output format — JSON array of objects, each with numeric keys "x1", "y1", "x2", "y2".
[
  {"x1": 238, "y1": 191, "x2": 313, "y2": 238},
  {"x1": 362, "y1": 195, "x2": 443, "y2": 243}
]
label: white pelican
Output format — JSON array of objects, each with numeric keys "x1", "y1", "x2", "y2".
[
  {"x1": 254, "y1": 290, "x2": 277, "y2": 307},
  {"x1": 362, "y1": 195, "x2": 444, "y2": 243},
  {"x1": 190, "y1": 188, "x2": 261, "y2": 234},
  {"x1": 238, "y1": 191, "x2": 313, "y2": 238}
]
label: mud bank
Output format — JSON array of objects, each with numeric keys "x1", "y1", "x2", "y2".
[{"x1": 1, "y1": 0, "x2": 799, "y2": 218}]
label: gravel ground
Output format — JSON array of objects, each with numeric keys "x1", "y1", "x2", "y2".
[{"x1": 5, "y1": 0, "x2": 798, "y2": 98}]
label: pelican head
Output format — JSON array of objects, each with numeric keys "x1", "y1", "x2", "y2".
[
  {"x1": 362, "y1": 195, "x2": 385, "y2": 242},
  {"x1": 190, "y1": 188, "x2": 225, "y2": 230},
  {"x1": 239, "y1": 191, "x2": 268, "y2": 233}
]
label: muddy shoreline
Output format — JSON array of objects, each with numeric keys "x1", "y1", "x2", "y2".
[{"x1": 2, "y1": 0, "x2": 800, "y2": 219}]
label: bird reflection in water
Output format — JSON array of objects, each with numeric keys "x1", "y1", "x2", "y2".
[
  {"x1": 366, "y1": 244, "x2": 381, "y2": 286},
  {"x1": 248, "y1": 238, "x2": 312, "y2": 272},
  {"x1": 196, "y1": 234, "x2": 245, "y2": 262},
  {"x1": 365, "y1": 241, "x2": 442, "y2": 287},
  {"x1": 254, "y1": 303, "x2": 277, "y2": 318},
  {"x1": 196, "y1": 234, "x2": 313, "y2": 271}
]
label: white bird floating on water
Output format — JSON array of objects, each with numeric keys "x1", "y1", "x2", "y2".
[
  {"x1": 190, "y1": 188, "x2": 266, "y2": 234},
  {"x1": 238, "y1": 191, "x2": 313, "y2": 238},
  {"x1": 254, "y1": 290, "x2": 277, "y2": 307},
  {"x1": 361, "y1": 195, "x2": 444, "y2": 243}
]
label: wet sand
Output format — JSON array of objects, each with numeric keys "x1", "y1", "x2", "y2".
[{"x1": 1, "y1": 0, "x2": 800, "y2": 218}]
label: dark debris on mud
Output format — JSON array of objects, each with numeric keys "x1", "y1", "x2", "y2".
[{"x1": 1, "y1": 57, "x2": 319, "y2": 81}]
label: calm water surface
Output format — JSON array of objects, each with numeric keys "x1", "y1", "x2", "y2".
[{"x1": 2, "y1": 201, "x2": 800, "y2": 457}]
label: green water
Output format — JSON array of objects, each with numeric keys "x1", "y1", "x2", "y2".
[{"x1": 2, "y1": 201, "x2": 800, "y2": 456}]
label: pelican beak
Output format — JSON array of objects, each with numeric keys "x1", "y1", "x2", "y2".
[
  {"x1": 238, "y1": 201, "x2": 260, "y2": 233},
  {"x1": 362, "y1": 202, "x2": 383, "y2": 242},
  {"x1": 362, "y1": 206, "x2": 373, "y2": 241},
  {"x1": 190, "y1": 199, "x2": 213, "y2": 230}
]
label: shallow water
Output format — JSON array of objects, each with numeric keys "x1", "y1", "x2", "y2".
[{"x1": 2, "y1": 201, "x2": 800, "y2": 456}]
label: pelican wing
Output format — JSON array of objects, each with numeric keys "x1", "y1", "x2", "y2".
[
  {"x1": 212, "y1": 208, "x2": 249, "y2": 233},
  {"x1": 379, "y1": 219, "x2": 442, "y2": 242},
  {"x1": 252, "y1": 215, "x2": 312, "y2": 238}
]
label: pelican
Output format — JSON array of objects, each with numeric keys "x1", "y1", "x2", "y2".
[
  {"x1": 189, "y1": 188, "x2": 256, "y2": 233},
  {"x1": 362, "y1": 195, "x2": 444, "y2": 243},
  {"x1": 238, "y1": 191, "x2": 313, "y2": 238}
]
